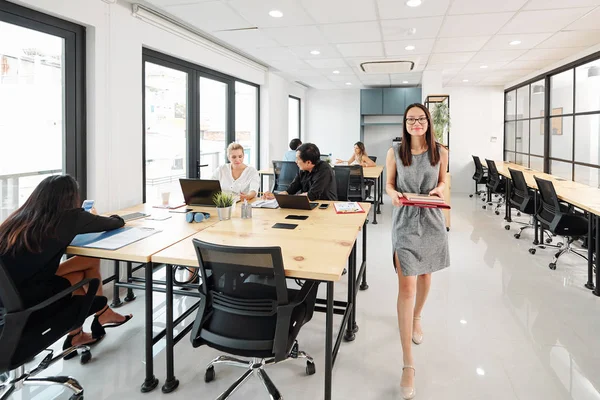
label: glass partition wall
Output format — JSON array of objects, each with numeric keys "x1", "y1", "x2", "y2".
[{"x1": 504, "y1": 53, "x2": 600, "y2": 188}]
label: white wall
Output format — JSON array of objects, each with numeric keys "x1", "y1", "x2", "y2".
[
  {"x1": 444, "y1": 86, "x2": 505, "y2": 193},
  {"x1": 10, "y1": 0, "x2": 302, "y2": 208},
  {"x1": 305, "y1": 89, "x2": 360, "y2": 159}
]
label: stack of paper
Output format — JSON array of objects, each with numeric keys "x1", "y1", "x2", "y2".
[
  {"x1": 333, "y1": 202, "x2": 365, "y2": 214},
  {"x1": 251, "y1": 199, "x2": 279, "y2": 209},
  {"x1": 70, "y1": 227, "x2": 161, "y2": 250},
  {"x1": 399, "y1": 193, "x2": 450, "y2": 209}
]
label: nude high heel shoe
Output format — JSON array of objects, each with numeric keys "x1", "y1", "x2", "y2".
[
  {"x1": 412, "y1": 316, "x2": 423, "y2": 345},
  {"x1": 401, "y1": 365, "x2": 416, "y2": 399}
]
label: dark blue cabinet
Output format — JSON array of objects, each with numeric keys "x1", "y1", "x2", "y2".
[
  {"x1": 360, "y1": 88, "x2": 422, "y2": 115},
  {"x1": 360, "y1": 88, "x2": 383, "y2": 115}
]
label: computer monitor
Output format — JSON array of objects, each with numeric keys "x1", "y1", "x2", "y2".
[
  {"x1": 179, "y1": 179, "x2": 222, "y2": 207},
  {"x1": 274, "y1": 194, "x2": 318, "y2": 210}
]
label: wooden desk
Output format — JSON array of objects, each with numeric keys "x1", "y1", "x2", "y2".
[{"x1": 151, "y1": 205, "x2": 370, "y2": 400}]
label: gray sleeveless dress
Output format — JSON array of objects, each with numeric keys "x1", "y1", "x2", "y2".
[{"x1": 392, "y1": 143, "x2": 450, "y2": 276}]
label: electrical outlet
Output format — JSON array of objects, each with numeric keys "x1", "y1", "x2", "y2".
[{"x1": 490, "y1": 136, "x2": 497, "y2": 142}]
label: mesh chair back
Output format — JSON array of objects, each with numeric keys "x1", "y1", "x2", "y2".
[
  {"x1": 508, "y1": 168, "x2": 529, "y2": 198},
  {"x1": 472, "y1": 155, "x2": 485, "y2": 180},
  {"x1": 485, "y1": 159, "x2": 502, "y2": 190},
  {"x1": 272, "y1": 161, "x2": 299, "y2": 193},
  {"x1": 533, "y1": 176, "x2": 562, "y2": 225},
  {"x1": 368, "y1": 155, "x2": 377, "y2": 162},
  {"x1": 335, "y1": 165, "x2": 365, "y2": 201}
]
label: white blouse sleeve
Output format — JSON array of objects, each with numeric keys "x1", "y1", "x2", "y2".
[
  {"x1": 211, "y1": 166, "x2": 222, "y2": 181},
  {"x1": 246, "y1": 167, "x2": 260, "y2": 194}
]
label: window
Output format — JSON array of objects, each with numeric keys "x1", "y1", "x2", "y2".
[
  {"x1": 288, "y1": 96, "x2": 301, "y2": 142},
  {"x1": 142, "y1": 49, "x2": 259, "y2": 203},
  {"x1": 505, "y1": 51, "x2": 600, "y2": 187},
  {"x1": 0, "y1": 2, "x2": 85, "y2": 222}
]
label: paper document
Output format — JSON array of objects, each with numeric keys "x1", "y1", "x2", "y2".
[
  {"x1": 70, "y1": 227, "x2": 161, "y2": 250},
  {"x1": 333, "y1": 202, "x2": 365, "y2": 214},
  {"x1": 402, "y1": 193, "x2": 445, "y2": 203},
  {"x1": 251, "y1": 199, "x2": 279, "y2": 209}
]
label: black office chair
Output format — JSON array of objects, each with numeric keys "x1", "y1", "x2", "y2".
[
  {"x1": 272, "y1": 161, "x2": 299, "y2": 193},
  {"x1": 505, "y1": 169, "x2": 554, "y2": 243},
  {"x1": 484, "y1": 159, "x2": 506, "y2": 214},
  {"x1": 190, "y1": 239, "x2": 319, "y2": 400},
  {"x1": 0, "y1": 259, "x2": 106, "y2": 400},
  {"x1": 365, "y1": 156, "x2": 377, "y2": 199},
  {"x1": 335, "y1": 165, "x2": 366, "y2": 202},
  {"x1": 532, "y1": 176, "x2": 588, "y2": 270},
  {"x1": 470, "y1": 156, "x2": 488, "y2": 200}
]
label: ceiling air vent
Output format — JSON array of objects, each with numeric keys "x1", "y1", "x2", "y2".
[{"x1": 360, "y1": 60, "x2": 414, "y2": 74}]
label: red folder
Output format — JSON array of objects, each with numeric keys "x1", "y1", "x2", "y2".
[{"x1": 399, "y1": 194, "x2": 451, "y2": 209}]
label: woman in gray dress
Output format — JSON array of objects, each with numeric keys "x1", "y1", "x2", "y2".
[{"x1": 385, "y1": 103, "x2": 450, "y2": 399}]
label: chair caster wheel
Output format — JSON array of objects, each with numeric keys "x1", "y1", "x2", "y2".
[
  {"x1": 469, "y1": 194, "x2": 473, "y2": 198},
  {"x1": 446, "y1": 227, "x2": 450, "y2": 232},
  {"x1": 545, "y1": 238, "x2": 553, "y2": 244},
  {"x1": 529, "y1": 248, "x2": 536, "y2": 255},
  {"x1": 495, "y1": 211, "x2": 500, "y2": 215},
  {"x1": 505, "y1": 225, "x2": 510, "y2": 230},
  {"x1": 482, "y1": 206, "x2": 487, "y2": 209},
  {"x1": 80, "y1": 349, "x2": 91, "y2": 364},
  {"x1": 514, "y1": 234, "x2": 520, "y2": 239},
  {"x1": 306, "y1": 361, "x2": 316, "y2": 376},
  {"x1": 205, "y1": 366, "x2": 215, "y2": 383},
  {"x1": 549, "y1": 263, "x2": 556, "y2": 270}
]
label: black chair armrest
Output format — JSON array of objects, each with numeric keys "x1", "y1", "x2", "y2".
[{"x1": 27, "y1": 278, "x2": 98, "y2": 314}]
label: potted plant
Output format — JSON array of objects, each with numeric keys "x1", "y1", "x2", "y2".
[
  {"x1": 213, "y1": 191, "x2": 235, "y2": 220},
  {"x1": 431, "y1": 102, "x2": 450, "y2": 145}
]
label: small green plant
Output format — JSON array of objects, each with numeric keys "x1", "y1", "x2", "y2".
[
  {"x1": 431, "y1": 102, "x2": 450, "y2": 145},
  {"x1": 213, "y1": 191, "x2": 235, "y2": 208},
  {"x1": 325, "y1": 156, "x2": 332, "y2": 164}
]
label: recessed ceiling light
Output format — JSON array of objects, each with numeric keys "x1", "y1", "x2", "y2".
[
  {"x1": 345, "y1": 82, "x2": 352, "y2": 86},
  {"x1": 405, "y1": 45, "x2": 416, "y2": 51},
  {"x1": 460, "y1": 319, "x2": 467, "y2": 324},
  {"x1": 463, "y1": 79, "x2": 469, "y2": 82},
  {"x1": 476, "y1": 368, "x2": 485, "y2": 376},
  {"x1": 407, "y1": 27, "x2": 417, "y2": 36},
  {"x1": 268, "y1": 10, "x2": 283, "y2": 18},
  {"x1": 333, "y1": 70, "x2": 340, "y2": 74},
  {"x1": 406, "y1": 0, "x2": 422, "y2": 7},
  {"x1": 480, "y1": 65, "x2": 488, "y2": 69},
  {"x1": 310, "y1": 50, "x2": 320, "y2": 55},
  {"x1": 402, "y1": 80, "x2": 409, "y2": 84},
  {"x1": 509, "y1": 40, "x2": 521, "y2": 46}
]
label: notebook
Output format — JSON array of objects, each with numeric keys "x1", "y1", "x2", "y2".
[
  {"x1": 399, "y1": 193, "x2": 451, "y2": 209},
  {"x1": 251, "y1": 199, "x2": 279, "y2": 209},
  {"x1": 333, "y1": 202, "x2": 365, "y2": 214}
]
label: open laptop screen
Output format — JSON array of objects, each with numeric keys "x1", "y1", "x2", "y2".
[{"x1": 179, "y1": 179, "x2": 221, "y2": 206}]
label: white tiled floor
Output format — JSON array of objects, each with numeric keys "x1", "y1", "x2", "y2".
[{"x1": 10, "y1": 194, "x2": 600, "y2": 399}]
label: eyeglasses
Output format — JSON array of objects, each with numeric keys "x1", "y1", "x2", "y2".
[{"x1": 406, "y1": 117, "x2": 428, "y2": 125}]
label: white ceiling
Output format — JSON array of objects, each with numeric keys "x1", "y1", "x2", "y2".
[{"x1": 144, "y1": 0, "x2": 600, "y2": 89}]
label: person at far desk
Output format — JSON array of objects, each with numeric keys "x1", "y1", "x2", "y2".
[
  {"x1": 212, "y1": 142, "x2": 260, "y2": 201},
  {"x1": 284, "y1": 138, "x2": 302, "y2": 161},
  {"x1": 0, "y1": 175, "x2": 132, "y2": 355},
  {"x1": 336, "y1": 141, "x2": 376, "y2": 167},
  {"x1": 264, "y1": 142, "x2": 338, "y2": 201}
]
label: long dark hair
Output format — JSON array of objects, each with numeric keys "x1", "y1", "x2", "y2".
[
  {"x1": 0, "y1": 175, "x2": 81, "y2": 255},
  {"x1": 399, "y1": 103, "x2": 440, "y2": 167}
]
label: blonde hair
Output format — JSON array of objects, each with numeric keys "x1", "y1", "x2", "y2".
[{"x1": 227, "y1": 142, "x2": 244, "y2": 156}]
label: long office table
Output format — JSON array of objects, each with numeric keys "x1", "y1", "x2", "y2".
[
  {"x1": 495, "y1": 162, "x2": 599, "y2": 296},
  {"x1": 151, "y1": 203, "x2": 370, "y2": 400},
  {"x1": 258, "y1": 165, "x2": 385, "y2": 224},
  {"x1": 67, "y1": 201, "x2": 370, "y2": 398}
]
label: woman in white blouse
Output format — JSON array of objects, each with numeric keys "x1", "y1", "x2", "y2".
[{"x1": 212, "y1": 142, "x2": 260, "y2": 201}]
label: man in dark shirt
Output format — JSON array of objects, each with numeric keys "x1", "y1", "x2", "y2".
[{"x1": 277, "y1": 143, "x2": 337, "y2": 201}]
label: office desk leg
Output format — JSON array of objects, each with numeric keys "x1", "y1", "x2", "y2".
[
  {"x1": 594, "y1": 216, "x2": 600, "y2": 297},
  {"x1": 505, "y1": 180, "x2": 512, "y2": 222},
  {"x1": 345, "y1": 243, "x2": 358, "y2": 341},
  {"x1": 111, "y1": 261, "x2": 123, "y2": 308},
  {"x1": 372, "y1": 179, "x2": 379, "y2": 225},
  {"x1": 125, "y1": 261, "x2": 136, "y2": 302},
  {"x1": 162, "y1": 265, "x2": 180, "y2": 393},
  {"x1": 360, "y1": 221, "x2": 369, "y2": 291},
  {"x1": 377, "y1": 175, "x2": 382, "y2": 214},
  {"x1": 324, "y1": 282, "x2": 333, "y2": 400},
  {"x1": 533, "y1": 192, "x2": 539, "y2": 246},
  {"x1": 586, "y1": 215, "x2": 595, "y2": 290},
  {"x1": 141, "y1": 262, "x2": 158, "y2": 393}
]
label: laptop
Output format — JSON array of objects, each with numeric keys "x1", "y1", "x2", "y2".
[
  {"x1": 179, "y1": 179, "x2": 222, "y2": 207},
  {"x1": 274, "y1": 194, "x2": 318, "y2": 210}
]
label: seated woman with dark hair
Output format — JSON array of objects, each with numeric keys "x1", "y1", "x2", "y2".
[
  {"x1": 336, "y1": 141, "x2": 376, "y2": 167},
  {"x1": 0, "y1": 175, "x2": 132, "y2": 355}
]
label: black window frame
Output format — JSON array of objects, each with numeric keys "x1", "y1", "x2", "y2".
[
  {"x1": 0, "y1": 1, "x2": 87, "y2": 196},
  {"x1": 142, "y1": 48, "x2": 260, "y2": 203},
  {"x1": 504, "y1": 50, "x2": 600, "y2": 185},
  {"x1": 289, "y1": 95, "x2": 301, "y2": 140}
]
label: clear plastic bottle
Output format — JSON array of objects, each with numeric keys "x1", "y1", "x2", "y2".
[{"x1": 241, "y1": 199, "x2": 252, "y2": 219}]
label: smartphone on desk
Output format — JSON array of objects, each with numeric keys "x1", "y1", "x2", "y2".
[
  {"x1": 319, "y1": 203, "x2": 329, "y2": 210},
  {"x1": 82, "y1": 200, "x2": 95, "y2": 212}
]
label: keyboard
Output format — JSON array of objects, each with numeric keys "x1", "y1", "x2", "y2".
[{"x1": 121, "y1": 212, "x2": 149, "y2": 222}]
